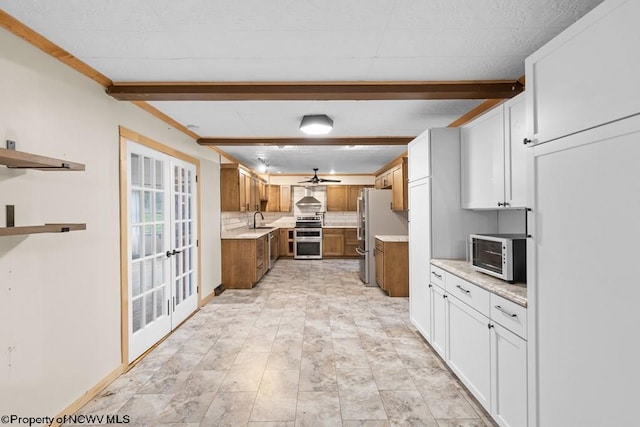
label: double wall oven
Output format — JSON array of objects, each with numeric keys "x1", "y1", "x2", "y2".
[{"x1": 294, "y1": 216, "x2": 322, "y2": 259}]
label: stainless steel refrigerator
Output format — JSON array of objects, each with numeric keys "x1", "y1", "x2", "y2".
[{"x1": 356, "y1": 188, "x2": 408, "y2": 285}]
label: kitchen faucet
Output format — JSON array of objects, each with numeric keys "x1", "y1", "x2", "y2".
[{"x1": 253, "y1": 211, "x2": 264, "y2": 229}]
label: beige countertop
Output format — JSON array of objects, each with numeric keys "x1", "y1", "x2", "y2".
[
  {"x1": 375, "y1": 235, "x2": 409, "y2": 242},
  {"x1": 431, "y1": 259, "x2": 527, "y2": 307},
  {"x1": 221, "y1": 227, "x2": 277, "y2": 239}
]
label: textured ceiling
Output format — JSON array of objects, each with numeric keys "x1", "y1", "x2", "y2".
[{"x1": 0, "y1": 0, "x2": 605, "y2": 173}]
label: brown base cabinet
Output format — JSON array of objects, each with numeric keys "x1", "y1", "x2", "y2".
[
  {"x1": 344, "y1": 228, "x2": 358, "y2": 257},
  {"x1": 279, "y1": 228, "x2": 294, "y2": 257},
  {"x1": 321, "y1": 228, "x2": 359, "y2": 258},
  {"x1": 374, "y1": 238, "x2": 409, "y2": 297},
  {"x1": 222, "y1": 236, "x2": 268, "y2": 289}
]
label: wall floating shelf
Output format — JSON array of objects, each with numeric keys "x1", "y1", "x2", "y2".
[
  {"x1": 0, "y1": 223, "x2": 86, "y2": 237},
  {"x1": 0, "y1": 146, "x2": 85, "y2": 171}
]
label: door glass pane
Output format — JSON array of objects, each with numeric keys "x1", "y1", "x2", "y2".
[
  {"x1": 143, "y1": 259, "x2": 153, "y2": 292},
  {"x1": 187, "y1": 274, "x2": 193, "y2": 296},
  {"x1": 132, "y1": 261, "x2": 142, "y2": 297},
  {"x1": 187, "y1": 195, "x2": 192, "y2": 219},
  {"x1": 187, "y1": 221, "x2": 192, "y2": 245},
  {"x1": 154, "y1": 256, "x2": 164, "y2": 287},
  {"x1": 155, "y1": 193, "x2": 164, "y2": 221},
  {"x1": 155, "y1": 225, "x2": 164, "y2": 256},
  {"x1": 188, "y1": 247, "x2": 192, "y2": 270},
  {"x1": 131, "y1": 190, "x2": 141, "y2": 223},
  {"x1": 174, "y1": 166, "x2": 180, "y2": 192},
  {"x1": 174, "y1": 222, "x2": 180, "y2": 248},
  {"x1": 183, "y1": 277, "x2": 187, "y2": 300},
  {"x1": 144, "y1": 192, "x2": 152, "y2": 222},
  {"x1": 175, "y1": 252, "x2": 182, "y2": 276},
  {"x1": 145, "y1": 293, "x2": 154, "y2": 325},
  {"x1": 144, "y1": 157, "x2": 152, "y2": 188},
  {"x1": 155, "y1": 160, "x2": 163, "y2": 189},
  {"x1": 132, "y1": 226, "x2": 142, "y2": 260},
  {"x1": 155, "y1": 288, "x2": 164, "y2": 318},
  {"x1": 132, "y1": 298, "x2": 143, "y2": 333},
  {"x1": 175, "y1": 278, "x2": 181, "y2": 304},
  {"x1": 131, "y1": 154, "x2": 141, "y2": 187},
  {"x1": 182, "y1": 222, "x2": 187, "y2": 246},
  {"x1": 175, "y1": 194, "x2": 180, "y2": 219},
  {"x1": 144, "y1": 225, "x2": 153, "y2": 257},
  {"x1": 182, "y1": 168, "x2": 187, "y2": 193},
  {"x1": 182, "y1": 195, "x2": 187, "y2": 220}
]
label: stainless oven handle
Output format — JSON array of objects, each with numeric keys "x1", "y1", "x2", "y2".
[
  {"x1": 456, "y1": 284, "x2": 471, "y2": 294},
  {"x1": 495, "y1": 305, "x2": 518, "y2": 318},
  {"x1": 355, "y1": 247, "x2": 367, "y2": 256},
  {"x1": 485, "y1": 250, "x2": 502, "y2": 256}
]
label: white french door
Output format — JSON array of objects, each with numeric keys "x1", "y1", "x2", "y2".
[{"x1": 126, "y1": 141, "x2": 198, "y2": 363}]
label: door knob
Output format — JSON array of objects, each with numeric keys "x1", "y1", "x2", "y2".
[{"x1": 166, "y1": 249, "x2": 183, "y2": 258}]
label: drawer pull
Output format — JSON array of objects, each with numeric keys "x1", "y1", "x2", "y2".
[
  {"x1": 495, "y1": 305, "x2": 518, "y2": 318},
  {"x1": 456, "y1": 284, "x2": 470, "y2": 294},
  {"x1": 431, "y1": 271, "x2": 442, "y2": 279}
]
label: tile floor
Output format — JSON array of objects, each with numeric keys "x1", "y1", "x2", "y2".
[{"x1": 72, "y1": 259, "x2": 496, "y2": 426}]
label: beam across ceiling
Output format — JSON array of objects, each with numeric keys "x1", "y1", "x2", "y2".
[
  {"x1": 197, "y1": 137, "x2": 413, "y2": 146},
  {"x1": 106, "y1": 81, "x2": 524, "y2": 101}
]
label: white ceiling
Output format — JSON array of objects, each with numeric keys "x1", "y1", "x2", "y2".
[{"x1": 0, "y1": 0, "x2": 604, "y2": 174}]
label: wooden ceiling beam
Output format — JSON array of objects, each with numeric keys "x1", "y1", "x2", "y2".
[
  {"x1": 106, "y1": 81, "x2": 524, "y2": 101},
  {"x1": 197, "y1": 137, "x2": 413, "y2": 146}
]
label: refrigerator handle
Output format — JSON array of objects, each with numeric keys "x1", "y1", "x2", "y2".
[{"x1": 356, "y1": 196, "x2": 363, "y2": 240}]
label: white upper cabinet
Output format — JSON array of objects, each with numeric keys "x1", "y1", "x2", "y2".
[
  {"x1": 525, "y1": 0, "x2": 640, "y2": 145},
  {"x1": 408, "y1": 129, "x2": 430, "y2": 181},
  {"x1": 461, "y1": 104, "x2": 505, "y2": 209},
  {"x1": 503, "y1": 94, "x2": 528, "y2": 209},
  {"x1": 461, "y1": 94, "x2": 527, "y2": 209}
]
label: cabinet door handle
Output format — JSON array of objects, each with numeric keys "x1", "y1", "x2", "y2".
[
  {"x1": 498, "y1": 202, "x2": 504, "y2": 207},
  {"x1": 523, "y1": 138, "x2": 532, "y2": 145},
  {"x1": 495, "y1": 305, "x2": 518, "y2": 318},
  {"x1": 431, "y1": 271, "x2": 442, "y2": 279},
  {"x1": 428, "y1": 284, "x2": 433, "y2": 288},
  {"x1": 456, "y1": 284, "x2": 471, "y2": 294}
]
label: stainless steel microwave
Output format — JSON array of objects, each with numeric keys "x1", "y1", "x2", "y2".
[{"x1": 470, "y1": 234, "x2": 527, "y2": 283}]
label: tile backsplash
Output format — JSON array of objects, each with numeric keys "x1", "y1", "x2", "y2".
[{"x1": 221, "y1": 210, "x2": 357, "y2": 232}]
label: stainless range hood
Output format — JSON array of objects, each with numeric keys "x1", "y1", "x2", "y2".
[
  {"x1": 296, "y1": 195, "x2": 322, "y2": 207},
  {"x1": 295, "y1": 188, "x2": 322, "y2": 207}
]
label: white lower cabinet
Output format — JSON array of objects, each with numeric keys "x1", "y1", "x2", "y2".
[
  {"x1": 491, "y1": 323, "x2": 528, "y2": 427},
  {"x1": 430, "y1": 283, "x2": 447, "y2": 359},
  {"x1": 426, "y1": 268, "x2": 528, "y2": 427},
  {"x1": 447, "y1": 294, "x2": 492, "y2": 410}
]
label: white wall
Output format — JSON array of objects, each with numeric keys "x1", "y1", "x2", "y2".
[{"x1": 0, "y1": 28, "x2": 221, "y2": 415}]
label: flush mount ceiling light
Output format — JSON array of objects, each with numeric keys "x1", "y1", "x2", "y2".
[
  {"x1": 257, "y1": 157, "x2": 268, "y2": 173},
  {"x1": 299, "y1": 114, "x2": 333, "y2": 135}
]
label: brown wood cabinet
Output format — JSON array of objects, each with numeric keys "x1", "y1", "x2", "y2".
[
  {"x1": 265, "y1": 185, "x2": 280, "y2": 212},
  {"x1": 280, "y1": 185, "x2": 291, "y2": 212},
  {"x1": 374, "y1": 238, "x2": 409, "y2": 297},
  {"x1": 347, "y1": 186, "x2": 362, "y2": 211},
  {"x1": 344, "y1": 228, "x2": 358, "y2": 257},
  {"x1": 321, "y1": 228, "x2": 359, "y2": 258},
  {"x1": 279, "y1": 228, "x2": 294, "y2": 257},
  {"x1": 327, "y1": 185, "x2": 371, "y2": 212},
  {"x1": 220, "y1": 164, "x2": 266, "y2": 212},
  {"x1": 374, "y1": 158, "x2": 408, "y2": 211},
  {"x1": 391, "y1": 159, "x2": 408, "y2": 211},
  {"x1": 322, "y1": 228, "x2": 345, "y2": 256},
  {"x1": 222, "y1": 236, "x2": 269, "y2": 288},
  {"x1": 326, "y1": 186, "x2": 348, "y2": 211}
]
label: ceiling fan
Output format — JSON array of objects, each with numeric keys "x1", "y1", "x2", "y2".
[{"x1": 298, "y1": 168, "x2": 341, "y2": 184}]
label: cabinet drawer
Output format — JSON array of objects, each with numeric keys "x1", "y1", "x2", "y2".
[
  {"x1": 446, "y1": 273, "x2": 490, "y2": 316},
  {"x1": 429, "y1": 265, "x2": 445, "y2": 288},
  {"x1": 490, "y1": 294, "x2": 527, "y2": 339},
  {"x1": 375, "y1": 239, "x2": 384, "y2": 252}
]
